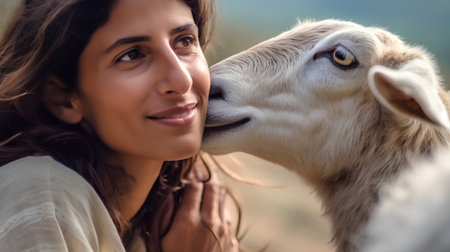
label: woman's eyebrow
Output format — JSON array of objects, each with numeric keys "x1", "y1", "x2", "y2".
[
  {"x1": 104, "y1": 35, "x2": 151, "y2": 54},
  {"x1": 170, "y1": 23, "x2": 198, "y2": 36},
  {"x1": 104, "y1": 24, "x2": 198, "y2": 54}
]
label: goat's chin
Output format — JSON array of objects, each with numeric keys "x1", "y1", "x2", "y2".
[
  {"x1": 201, "y1": 129, "x2": 246, "y2": 154},
  {"x1": 201, "y1": 124, "x2": 252, "y2": 154},
  {"x1": 202, "y1": 111, "x2": 251, "y2": 147},
  {"x1": 200, "y1": 139, "x2": 240, "y2": 155}
]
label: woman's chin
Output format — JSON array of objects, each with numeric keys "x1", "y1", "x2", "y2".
[{"x1": 167, "y1": 142, "x2": 201, "y2": 161}]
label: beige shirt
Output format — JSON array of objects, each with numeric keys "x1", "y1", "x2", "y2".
[{"x1": 0, "y1": 156, "x2": 145, "y2": 252}]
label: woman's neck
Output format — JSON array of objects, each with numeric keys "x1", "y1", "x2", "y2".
[{"x1": 115, "y1": 156, "x2": 163, "y2": 221}]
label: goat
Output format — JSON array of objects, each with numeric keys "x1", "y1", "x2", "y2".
[{"x1": 201, "y1": 19, "x2": 450, "y2": 252}]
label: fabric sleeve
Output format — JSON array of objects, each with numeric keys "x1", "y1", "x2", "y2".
[{"x1": 0, "y1": 156, "x2": 126, "y2": 252}]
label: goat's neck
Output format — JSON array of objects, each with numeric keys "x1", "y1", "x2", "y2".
[
  {"x1": 313, "y1": 164, "x2": 390, "y2": 252},
  {"x1": 309, "y1": 121, "x2": 449, "y2": 252}
]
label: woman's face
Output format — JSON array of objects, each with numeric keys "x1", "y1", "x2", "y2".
[{"x1": 74, "y1": 0, "x2": 210, "y2": 163}]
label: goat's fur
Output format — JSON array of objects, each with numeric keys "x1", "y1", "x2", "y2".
[
  {"x1": 361, "y1": 148, "x2": 450, "y2": 252},
  {"x1": 202, "y1": 19, "x2": 450, "y2": 251}
]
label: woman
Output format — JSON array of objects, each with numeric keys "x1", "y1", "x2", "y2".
[{"x1": 0, "y1": 0, "x2": 238, "y2": 251}]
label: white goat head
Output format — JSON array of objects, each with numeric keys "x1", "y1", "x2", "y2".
[{"x1": 202, "y1": 19, "x2": 450, "y2": 252}]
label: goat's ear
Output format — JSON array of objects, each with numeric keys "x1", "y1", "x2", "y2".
[{"x1": 368, "y1": 59, "x2": 450, "y2": 129}]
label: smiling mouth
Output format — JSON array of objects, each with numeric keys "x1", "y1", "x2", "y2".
[
  {"x1": 147, "y1": 103, "x2": 197, "y2": 119},
  {"x1": 146, "y1": 103, "x2": 197, "y2": 126},
  {"x1": 147, "y1": 110, "x2": 192, "y2": 120}
]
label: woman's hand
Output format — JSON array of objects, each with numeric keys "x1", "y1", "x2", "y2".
[{"x1": 161, "y1": 161, "x2": 239, "y2": 252}]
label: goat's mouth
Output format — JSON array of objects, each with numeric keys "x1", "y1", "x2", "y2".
[{"x1": 203, "y1": 116, "x2": 251, "y2": 136}]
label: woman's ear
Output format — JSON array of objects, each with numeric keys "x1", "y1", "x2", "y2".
[{"x1": 42, "y1": 77, "x2": 83, "y2": 124}]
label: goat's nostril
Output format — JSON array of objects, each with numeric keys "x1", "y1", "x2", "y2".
[{"x1": 209, "y1": 83, "x2": 225, "y2": 100}]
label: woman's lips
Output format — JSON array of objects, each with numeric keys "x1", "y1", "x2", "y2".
[{"x1": 147, "y1": 103, "x2": 197, "y2": 126}]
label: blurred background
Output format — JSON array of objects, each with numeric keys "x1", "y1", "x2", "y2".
[
  {"x1": 207, "y1": 0, "x2": 450, "y2": 82},
  {"x1": 1, "y1": 1, "x2": 449, "y2": 251}
]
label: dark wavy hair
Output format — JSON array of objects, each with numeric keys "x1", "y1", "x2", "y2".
[{"x1": 0, "y1": 0, "x2": 216, "y2": 250}]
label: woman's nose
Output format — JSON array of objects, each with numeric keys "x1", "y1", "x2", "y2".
[{"x1": 156, "y1": 47, "x2": 193, "y2": 95}]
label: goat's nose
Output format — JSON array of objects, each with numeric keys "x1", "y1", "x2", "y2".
[{"x1": 209, "y1": 78, "x2": 226, "y2": 101}]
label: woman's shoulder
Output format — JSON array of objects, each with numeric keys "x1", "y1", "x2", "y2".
[
  {"x1": 0, "y1": 155, "x2": 101, "y2": 219},
  {"x1": 1, "y1": 155, "x2": 85, "y2": 184},
  {"x1": 0, "y1": 155, "x2": 96, "y2": 200},
  {"x1": 0, "y1": 155, "x2": 125, "y2": 251},
  {"x1": 0, "y1": 155, "x2": 103, "y2": 214}
]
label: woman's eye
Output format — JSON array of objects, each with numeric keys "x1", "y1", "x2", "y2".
[
  {"x1": 331, "y1": 46, "x2": 358, "y2": 68},
  {"x1": 116, "y1": 48, "x2": 145, "y2": 62},
  {"x1": 174, "y1": 36, "x2": 196, "y2": 49}
]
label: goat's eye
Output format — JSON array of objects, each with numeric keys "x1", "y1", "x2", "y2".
[
  {"x1": 331, "y1": 46, "x2": 358, "y2": 68},
  {"x1": 313, "y1": 45, "x2": 359, "y2": 70}
]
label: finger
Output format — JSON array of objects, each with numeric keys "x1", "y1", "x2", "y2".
[
  {"x1": 159, "y1": 193, "x2": 174, "y2": 234},
  {"x1": 178, "y1": 179, "x2": 204, "y2": 216},
  {"x1": 228, "y1": 236, "x2": 240, "y2": 252},
  {"x1": 178, "y1": 160, "x2": 210, "y2": 216},
  {"x1": 221, "y1": 209, "x2": 239, "y2": 252},
  {"x1": 201, "y1": 171, "x2": 224, "y2": 236},
  {"x1": 218, "y1": 186, "x2": 227, "y2": 222},
  {"x1": 193, "y1": 158, "x2": 210, "y2": 182}
]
